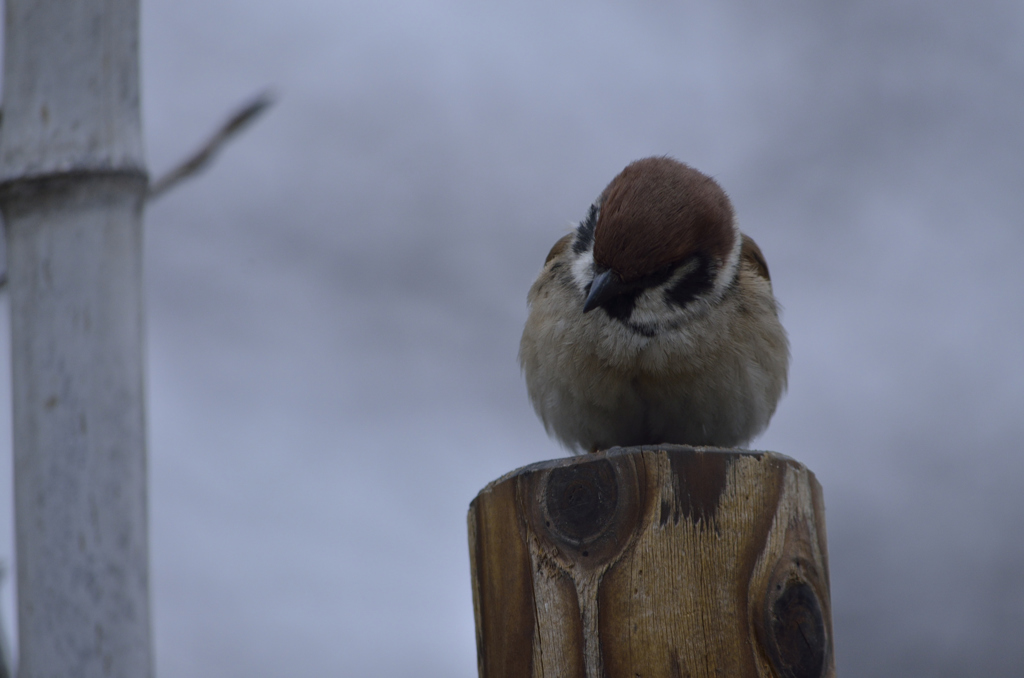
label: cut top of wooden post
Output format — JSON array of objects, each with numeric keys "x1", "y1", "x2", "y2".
[{"x1": 468, "y1": 445, "x2": 834, "y2": 678}]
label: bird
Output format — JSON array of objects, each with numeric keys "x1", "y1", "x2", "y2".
[{"x1": 519, "y1": 156, "x2": 789, "y2": 454}]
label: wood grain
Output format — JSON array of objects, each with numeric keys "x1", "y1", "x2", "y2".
[{"x1": 468, "y1": 446, "x2": 834, "y2": 678}]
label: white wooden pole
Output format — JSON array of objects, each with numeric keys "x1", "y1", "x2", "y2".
[{"x1": 0, "y1": 1, "x2": 153, "y2": 677}]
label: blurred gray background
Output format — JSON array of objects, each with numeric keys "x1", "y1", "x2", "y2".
[{"x1": 1, "y1": 0, "x2": 1023, "y2": 675}]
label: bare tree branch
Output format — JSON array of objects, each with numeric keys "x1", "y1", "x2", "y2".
[
  {"x1": 147, "y1": 89, "x2": 275, "y2": 201},
  {"x1": 0, "y1": 90, "x2": 276, "y2": 292}
]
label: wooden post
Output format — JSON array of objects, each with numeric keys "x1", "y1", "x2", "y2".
[
  {"x1": 0, "y1": 1, "x2": 152, "y2": 676},
  {"x1": 468, "y1": 445, "x2": 834, "y2": 678}
]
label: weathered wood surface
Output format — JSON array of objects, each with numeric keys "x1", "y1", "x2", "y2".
[
  {"x1": 0, "y1": 1, "x2": 152, "y2": 676},
  {"x1": 468, "y1": 445, "x2": 834, "y2": 678}
]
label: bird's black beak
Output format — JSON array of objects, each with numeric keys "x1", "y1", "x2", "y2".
[{"x1": 583, "y1": 269, "x2": 625, "y2": 313}]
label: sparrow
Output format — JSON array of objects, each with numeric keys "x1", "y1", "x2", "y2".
[{"x1": 519, "y1": 156, "x2": 789, "y2": 453}]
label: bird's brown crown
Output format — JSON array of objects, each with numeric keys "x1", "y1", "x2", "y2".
[{"x1": 593, "y1": 157, "x2": 735, "y2": 282}]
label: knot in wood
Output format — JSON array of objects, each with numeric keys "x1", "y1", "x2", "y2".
[
  {"x1": 765, "y1": 579, "x2": 827, "y2": 678},
  {"x1": 544, "y1": 460, "x2": 618, "y2": 545}
]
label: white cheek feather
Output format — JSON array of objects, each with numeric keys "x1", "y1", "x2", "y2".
[
  {"x1": 667, "y1": 256, "x2": 700, "y2": 285},
  {"x1": 710, "y1": 216, "x2": 743, "y2": 300},
  {"x1": 570, "y1": 246, "x2": 595, "y2": 295}
]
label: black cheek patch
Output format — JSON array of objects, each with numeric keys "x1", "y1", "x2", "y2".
[
  {"x1": 595, "y1": 266, "x2": 671, "y2": 328},
  {"x1": 600, "y1": 292, "x2": 640, "y2": 324},
  {"x1": 664, "y1": 256, "x2": 714, "y2": 309},
  {"x1": 572, "y1": 203, "x2": 599, "y2": 255}
]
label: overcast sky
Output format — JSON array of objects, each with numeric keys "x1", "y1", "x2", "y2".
[{"x1": 1, "y1": 0, "x2": 1023, "y2": 676}]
